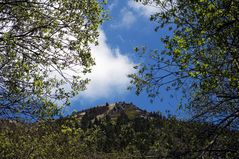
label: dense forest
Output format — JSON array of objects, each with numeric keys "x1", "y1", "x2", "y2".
[{"x1": 1, "y1": 102, "x2": 239, "y2": 158}]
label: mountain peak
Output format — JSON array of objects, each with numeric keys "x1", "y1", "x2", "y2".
[{"x1": 75, "y1": 102, "x2": 148, "y2": 120}]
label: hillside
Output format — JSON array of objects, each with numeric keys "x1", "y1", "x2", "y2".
[
  {"x1": 1, "y1": 102, "x2": 239, "y2": 159},
  {"x1": 74, "y1": 102, "x2": 149, "y2": 120}
]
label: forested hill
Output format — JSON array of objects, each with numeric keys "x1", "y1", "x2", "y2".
[
  {"x1": 72, "y1": 102, "x2": 153, "y2": 120},
  {"x1": 1, "y1": 102, "x2": 239, "y2": 159}
]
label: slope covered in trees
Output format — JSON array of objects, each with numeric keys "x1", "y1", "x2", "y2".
[{"x1": 1, "y1": 103, "x2": 239, "y2": 159}]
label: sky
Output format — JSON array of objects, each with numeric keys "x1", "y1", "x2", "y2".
[{"x1": 64, "y1": 0, "x2": 185, "y2": 117}]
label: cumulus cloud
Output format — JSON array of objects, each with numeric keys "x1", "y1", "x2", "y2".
[
  {"x1": 50, "y1": 29, "x2": 135, "y2": 102},
  {"x1": 79, "y1": 29, "x2": 135, "y2": 99},
  {"x1": 111, "y1": 8, "x2": 136, "y2": 28}
]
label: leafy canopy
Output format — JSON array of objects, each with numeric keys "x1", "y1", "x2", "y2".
[
  {"x1": 0, "y1": 0, "x2": 106, "y2": 119},
  {"x1": 130, "y1": 0, "x2": 239, "y2": 128}
]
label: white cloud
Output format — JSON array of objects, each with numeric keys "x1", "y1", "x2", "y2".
[
  {"x1": 111, "y1": 8, "x2": 136, "y2": 28},
  {"x1": 79, "y1": 29, "x2": 135, "y2": 99},
  {"x1": 50, "y1": 29, "x2": 135, "y2": 102},
  {"x1": 128, "y1": 0, "x2": 159, "y2": 17}
]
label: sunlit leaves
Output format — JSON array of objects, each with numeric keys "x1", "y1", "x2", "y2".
[
  {"x1": 129, "y1": 0, "x2": 239, "y2": 132},
  {"x1": 0, "y1": 0, "x2": 107, "y2": 119}
]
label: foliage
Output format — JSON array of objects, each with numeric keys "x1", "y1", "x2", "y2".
[
  {"x1": 1, "y1": 108, "x2": 239, "y2": 159},
  {"x1": 0, "y1": 0, "x2": 107, "y2": 119},
  {"x1": 129, "y1": 0, "x2": 239, "y2": 143}
]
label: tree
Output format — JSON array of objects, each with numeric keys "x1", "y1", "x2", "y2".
[
  {"x1": 129, "y1": 0, "x2": 239, "y2": 155},
  {"x1": 0, "y1": 0, "x2": 106, "y2": 119}
]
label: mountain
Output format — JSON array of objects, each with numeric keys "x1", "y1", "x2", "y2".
[
  {"x1": 74, "y1": 102, "x2": 150, "y2": 121},
  {"x1": 1, "y1": 102, "x2": 239, "y2": 159}
]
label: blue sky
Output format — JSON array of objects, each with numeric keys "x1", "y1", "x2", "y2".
[{"x1": 64, "y1": 0, "x2": 185, "y2": 117}]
